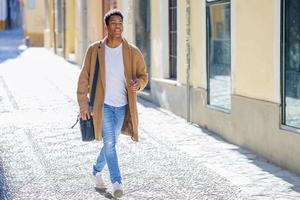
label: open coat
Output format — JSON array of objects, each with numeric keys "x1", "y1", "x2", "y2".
[{"x1": 76, "y1": 38, "x2": 148, "y2": 142}]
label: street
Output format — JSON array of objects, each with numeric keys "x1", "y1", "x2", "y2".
[{"x1": 1, "y1": 29, "x2": 300, "y2": 200}]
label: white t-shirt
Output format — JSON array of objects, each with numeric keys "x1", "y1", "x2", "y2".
[{"x1": 104, "y1": 43, "x2": 128, "y2": 107}]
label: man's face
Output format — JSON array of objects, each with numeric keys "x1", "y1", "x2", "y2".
[{"x1": 106, "y1": 15, "x2": 123, "y2": 38}]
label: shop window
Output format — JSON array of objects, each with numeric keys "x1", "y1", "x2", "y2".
[
  {"x1": 282, "y1": 0, "x2": 300, "y2": 128},
  {"x1": 206, "y1": 0, "x2": 231, "y2": 110}
]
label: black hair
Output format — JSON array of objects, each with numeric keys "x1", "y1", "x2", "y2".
[{"x1": 104, "y1": 9, "x2": 124, "y2": 26}]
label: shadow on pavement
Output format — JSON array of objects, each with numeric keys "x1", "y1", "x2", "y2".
[
  {"x1": 95, "y1": 187, "x2": 118, "y2": 200},
  {"x1": 196, "y1": 123, "x2": 300, "y2": 194},
  {"x1": 234, "y1": 147, "x2": 300, "y2": 193}
]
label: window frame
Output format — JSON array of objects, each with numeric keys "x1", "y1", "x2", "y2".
[
  {"x1": 281, "y1": 0, "x2": 286, "y2": 125},
  {"x1": 168, "y1": 0, "x2": 177, "y2": 79},
  {"x1": 280, "y1": 0, "x2": 300, "y2": 130},
  {"x1": 206, "y1": 0, "x2": 230, "y2": 5}
]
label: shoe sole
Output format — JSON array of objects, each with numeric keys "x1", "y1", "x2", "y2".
[
  {"x1": 113, "y1": 189, "x2": 123, "y2": 198},
  {"x1": 95, "y1": 185, "x2": 106, "y2": 189}
]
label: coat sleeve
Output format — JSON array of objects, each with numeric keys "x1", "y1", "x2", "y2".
[
  {"x1": 77, "y1": 46, "x2": 92, "y2": 112},
  {"x1": 135, "y1": 49, "x2": 149, "y2": 91}
]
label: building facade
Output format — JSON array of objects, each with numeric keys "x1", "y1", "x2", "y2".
[
  {"x1": 118, "y1": 0, "x2": 300, "y2": 176},
  {"x1": 43, "y1": 0, "x2": 120, "y2": 64}
]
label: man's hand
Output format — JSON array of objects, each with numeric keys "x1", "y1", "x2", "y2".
[
  {"x1": 80, "y1": 110, "x2": 91, "y2": 120},
  {"x1": 130, "y1": 79, "x2": 140, "y2": 92}
]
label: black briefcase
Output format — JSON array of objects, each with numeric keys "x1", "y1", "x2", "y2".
[{"x1": 79, "y1": 117, "x2": 95, "y2": 141}]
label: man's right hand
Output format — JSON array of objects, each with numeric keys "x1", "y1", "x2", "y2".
[{"x1": 80, "y1": 111, "x2": 91, "y2": 120}]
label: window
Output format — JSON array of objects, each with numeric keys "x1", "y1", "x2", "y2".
[
  {"x1": 28, "y1": 0, "x2": 35, "y2": 9},
  {"x1": 134, "y1": 0, "x2": 151, "y2": 89},
  {"x1": 169, "y1": 0, "x2": 177, "y2": 79},
  {"x1": 282, "y1": 0, "x2": 300, "y2": 128},
  {"x1": 206, "y1": 0, "x2": 231, "y2": 110}
]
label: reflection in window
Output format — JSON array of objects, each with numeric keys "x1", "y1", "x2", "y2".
[
  {"x1": 28, "y1": 0, "x2": 35, "y2": 9},
  {"x1": 206, "y1": 1, "x2": 231, "y2": 110},
  {"x1": 283, "y1": 0, "x2": 300, "y2": 128},
  {"x1": 134, "y1": 0, "x2": 151, "y2": 89}
]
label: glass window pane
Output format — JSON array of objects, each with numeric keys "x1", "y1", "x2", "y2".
[
  {"x1": 28, "y1": 0, "x2": 36, "y2": 9},
  {"x1": 207, "y1": 2, "x2": 231, "y2": 110},
  {"x1": 134, "y1": 0, "x2": 151, "y2": 89},
  {"x1": 284, "y1": 0, "x2": 300, "y2": 128}
]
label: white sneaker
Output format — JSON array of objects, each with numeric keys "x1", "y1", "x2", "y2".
[
  {"x1": 93, "y1": 172, "x2": 106, "y2": 189},
  {"x1": 112, "y1": 182, "x2": 124, "y2": 198}
]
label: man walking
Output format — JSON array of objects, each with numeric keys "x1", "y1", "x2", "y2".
[{"x1": 76, "y1": 9, "x2": 148, "y2": 198}]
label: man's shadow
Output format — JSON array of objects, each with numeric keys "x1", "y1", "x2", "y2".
[{"x1": 95, "y1": 187, "x2": 119, "y2": 200}]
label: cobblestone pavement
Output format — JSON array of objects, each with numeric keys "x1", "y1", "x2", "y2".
[
  {"x1": 0, "y1": 28, "x2": 23, "y2": 200},
  {"x1": 1, "y1": 29, "x2": 300, "y2": 200}
]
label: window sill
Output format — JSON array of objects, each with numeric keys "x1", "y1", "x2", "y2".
[
  {"x1": 280, "y1": 125, "x2": 300, "y2": 135},
  {"x1": 152, "y1": 78, "x2": 180, "y2": 86},
  {"x1": 205, "y1": 104, "x2": 231, "y2": 114}
]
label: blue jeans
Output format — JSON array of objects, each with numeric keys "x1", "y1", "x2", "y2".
[{"x1": 93, "y1": 104, "x2": 126, "y2": 184}]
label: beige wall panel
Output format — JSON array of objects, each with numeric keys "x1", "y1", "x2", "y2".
[
  {"x1": 232, "y1": 95, "x2": 300, "y2": 175},
  {"x1": 24, "y1": 0, "x2": 45, "y2": 33},
  {"x1": 44, "y1": 29, "x2": 51, "y2": 48},
  {"x1": 119, "y1": 0, "x2": 128, "y2": 38},
  {"x1": 150, "y1": 0, "x2": 159, "y2": 78},
  {"x1": 23, "y1": 0, "x2": 45, "y2": 44},
  {"x1": 49, "y1": 0, "x2": 54, "y2": 48},
  {"x1": 43, "y1": 0, "x2": 53, "y2": 48},
  {"x1": 74, "y1": 0, "x2": 87, "y2": 65},
  {"x1": 87, "y1": 0, "x2": 103, "y2": 43},
  {"x1": 74, "y1": 1, "x2": 80, "y2": 64},
  {"x1": 235, "y1": 0, "x2": 275, "y2": 102},
  {"x1": 65, "y1": 0, "x2": 76, "y2": 56},
  {"x1": 190, "y1": 0, "x2": 204, "y2": 88},
  {"x1": 190, "y1": 88, "x2": 235, "y2": 144},
  {"x1": 151, "y1": 78, "x2": 187, "y2": 118},
  {"x1": 150, "y1": 0, "x2": 169, "y2": 79},
  {"x1": 121, "y1": 0, "x2": 135, "y2": 43}
]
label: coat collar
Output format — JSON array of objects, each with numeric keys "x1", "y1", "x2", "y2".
[{"x1": 98, "y1": 36, "x2": 131, "y2": 50}]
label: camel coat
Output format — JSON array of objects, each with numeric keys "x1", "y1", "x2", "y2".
[{"x1": 76, "y1": 38, "x2": 148, "y2": 142}]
